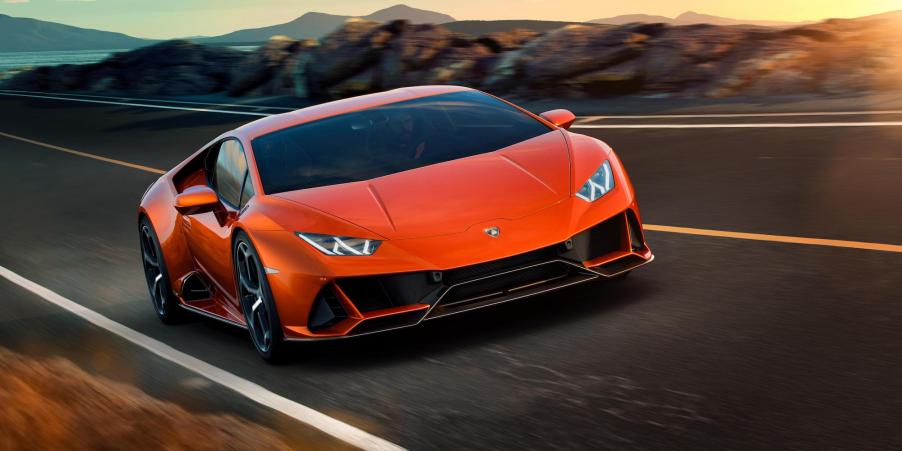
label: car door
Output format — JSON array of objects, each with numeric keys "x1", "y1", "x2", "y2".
[{"x1": 185, "y1": 138, "x2": 255, "y2": 312}]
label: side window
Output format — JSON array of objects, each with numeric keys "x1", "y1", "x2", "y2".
[{"x1": 212, "y1": 139, "x2": 249, "y2": 208}]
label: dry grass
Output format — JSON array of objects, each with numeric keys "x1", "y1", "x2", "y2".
[{"x1": 0, "y1": 347, "x2": 296, "y2": 451}]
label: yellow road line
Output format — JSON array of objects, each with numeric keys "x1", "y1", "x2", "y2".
[
  {"x1": 0, "y1": 131, "x2": 165, "y2": 175},
  {"x1": 3, "y1": 130, "x2": 900, "y2": 254},
  {"x1": 644, "y1": 224, "x2": 902, "y2": 253}
]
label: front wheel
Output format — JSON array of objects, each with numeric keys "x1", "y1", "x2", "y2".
[
  {"x1": 234, "y1": 232, "x2": 286, "y2": 363},
  {"x1": 139, "y1": 217, "x2": 181, "y2": 324}
]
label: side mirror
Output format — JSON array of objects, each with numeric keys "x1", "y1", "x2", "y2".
[
  {"x1": 539, "y1": 109, "x2": 577, "y2": 129},
  {"x1": 175, "y1": 185, "x2": 219, "y2": 215}
]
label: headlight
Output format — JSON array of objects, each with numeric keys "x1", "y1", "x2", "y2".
[
  {"x1": 575, "y1": 160, "x2": 614, "y2": 202},
  {"x1": 296, "y1": 233, "x2": 382, "y2": 256}
]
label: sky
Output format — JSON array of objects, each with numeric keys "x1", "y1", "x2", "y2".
[{"x1": 1, "y1": 0, "x2": 901, "y2": 39}]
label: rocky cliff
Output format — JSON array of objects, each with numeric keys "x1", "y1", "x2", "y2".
[{"x1": 5, "y1": 12, "x2": 902, "y2": 99}]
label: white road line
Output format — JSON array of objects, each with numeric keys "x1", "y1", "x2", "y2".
[
  {"x1": 5, "y1": 90, "x2": 902, "y2": 128},
  {"x1": 7, "y1": 89, "x2": 902, "y2": 120},
  {"x1": 758, "y1": 156, "x2": 902, "y2": 161},
  {"x1": 577, "y1": 110, "x2": 902, "y2": 120},
  {"x1": 0, "y1": 89, "x2": 297, "y2": 111},
  {"x1": 572, "y1": 122, "x2": 902, "y2": 129},
  {"x1": 0, "y1": 265, "x2": 404, "y2": 451},
  {"x1": 0, "y1": 92, "x2": 270, "y2": 117}
]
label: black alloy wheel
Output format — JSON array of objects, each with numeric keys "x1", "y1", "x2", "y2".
[
  {"x1": 234, "y1": 233, "x2": 286, "y2": 362},
  {"x1": 139, "y1": 218, "x2": 180, "y2": 323}
]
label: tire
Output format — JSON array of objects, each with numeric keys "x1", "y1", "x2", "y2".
[
  {"x1": 139, "y1": 217, "x2": 182, "y2": 324},
  {"x1": 234, "y1": 232, "x2": 286, "y2": 363}
]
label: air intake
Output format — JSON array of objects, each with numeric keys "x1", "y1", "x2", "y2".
[{"x1": 308, "y1": 285, "x2": 348, "y2": 331}]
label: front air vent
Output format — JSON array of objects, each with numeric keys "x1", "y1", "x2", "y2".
[
  {"x1": 626, "y1": 209, "x2": 646, "y2": 251},
  {"x1": 336, "y1": 272, "x2": 443, "y2": 313},
  {"x1": 565, "y1": 213, "x2": 629, "y2": 262},
  {"x1": 308, "y1": 285, "x2": 348, "y2": 331},
  {"x1": 336, "y1": 277, "x2": 395, "y2": 312}
]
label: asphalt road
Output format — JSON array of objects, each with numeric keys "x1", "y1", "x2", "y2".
[{"x1": 1, "y1": 92, "x2": 901, "y2": 450}]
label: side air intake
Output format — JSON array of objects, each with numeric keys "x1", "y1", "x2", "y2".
[{"x1": 179, "y1": 271, "x2": 212, "y2": 302}]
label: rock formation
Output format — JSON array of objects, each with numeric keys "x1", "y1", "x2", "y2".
[{"x1": 5, "y1": 12, "x2": 902, "y2": 99}]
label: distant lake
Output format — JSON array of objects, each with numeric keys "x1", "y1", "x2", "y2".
[{"x1": 0, "y1": 46, "x2": 259, "y2": 72}]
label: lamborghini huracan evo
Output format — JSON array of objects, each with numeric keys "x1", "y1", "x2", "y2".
[{"x1": 138, "y1": 86, "x2": 653, "y2": 361}]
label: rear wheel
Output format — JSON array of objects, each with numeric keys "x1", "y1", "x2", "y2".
[
  {"x1": 139, "y1": 217, "x2": 181, "y2": 324},
  {"x1": 234, "y1": 233, "x2": 286, "y2": 362}
]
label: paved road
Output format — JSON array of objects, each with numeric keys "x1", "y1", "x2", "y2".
[{"x1": 1, "y1": 92, "x2": 901, "y2": 450}]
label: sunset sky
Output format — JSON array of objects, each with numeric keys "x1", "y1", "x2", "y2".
[{"x1": 1, "y1": 0, "x2": 901, "y2": 39}]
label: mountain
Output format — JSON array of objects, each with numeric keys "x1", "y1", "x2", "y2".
[
  {"x1": 362, "y1": 4, "x2": 455, "y2": 24},
  {"x1": 443, "y1": 20, "x2": 606, "y2": 36},
  {"x1": 0, "y1": 14, "x2": 153, "y2": 52},
  {"x1": 198, "y1": 4, "x2": 455, "y2": 44},
  {"x1": 590, "y1": 11, "x2": 810, "y2": 27},
  {"x1": 587, "y1": 13, "x2": 673, "y2": 25},
  {"x1": 673, "y1": 11, "x2": 809, "y2": 27},
  {"x1": 195, "y1": 12, "x2": 350, "y2": 44}
]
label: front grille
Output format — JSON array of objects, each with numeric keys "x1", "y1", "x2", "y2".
[
  {"x1": 428, "y1": 261, "x2": 598, "y2": 318},
  {"x1": 326, "y1": 208, "x2": 650, "y2": 331},
  {"x1": 443, "y1": 245, "x2": 560, "y2": 285},
  {"x1": 442, "y1": 261, "x2": 572, "y2": 307}
]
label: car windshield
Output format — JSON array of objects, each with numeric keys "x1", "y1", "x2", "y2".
[{"x1": 251, "y1": 91, "x2": 552, "y2": 194}]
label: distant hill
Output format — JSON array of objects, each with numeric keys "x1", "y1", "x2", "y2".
[
  {"x1": 195, "y1": 12, "x2": 350, "y2": 44},
  {"x1": 362, "y1": 4, "x2": 455, "y2": 24},
  {"x1": 856, "y1": 9, "x2": 902, "y2": 20},
  {"x1": 590, "y1": 10, "x2": 810, "y2": 27},
  {"x1": 0, "y1": 14, "x2": 153, "y2": 52},
  {"x1": 586, "y1": 13, "x2": 673, "y2": 25},
  {"x1": 442, "y1": 20, "x2": 606, "y2": 35},
  {"x1": 674, "y1": 11, "x2": 810, "y2": 27},
  {"x1": 197, "y1": 4, "x2": 456, "y2": 44}
]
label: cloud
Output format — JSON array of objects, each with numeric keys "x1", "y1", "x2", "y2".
[{"x1": 3, "y1": 0, "x2": 30, "y2": 3}]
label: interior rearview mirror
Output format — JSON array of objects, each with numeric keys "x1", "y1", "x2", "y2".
[
  {"x1": 539, "y1": 109, "x2": 577, "y2": 129},
  {"x1": 175, "y1": 185, "x2": 219, "y2": 215}
]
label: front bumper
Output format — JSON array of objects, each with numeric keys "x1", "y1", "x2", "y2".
[{"x1": 283, "y1": 208, "x2": 653, "y2": 340}]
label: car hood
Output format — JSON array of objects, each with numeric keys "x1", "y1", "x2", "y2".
[{"x1": 272, "y1": 131, "x2": 571, "y2": 240}]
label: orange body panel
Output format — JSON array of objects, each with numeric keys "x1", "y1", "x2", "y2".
[{"x1": 138, "y1": 86, "x2": 653, "y2": 340}]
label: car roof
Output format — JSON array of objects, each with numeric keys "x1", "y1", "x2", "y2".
[{"x1": 235, "y1": 85, "x2": 476, "y2": 141}]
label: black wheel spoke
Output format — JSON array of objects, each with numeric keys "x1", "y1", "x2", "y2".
[
  {"x1": 238, "y1": 271, "x2": 257, "y2": 295},
  {"x1": 153, "y1": 275, "x2": 165, "y2": 309},
  {"x1": 142, "y1": 251, "x2": 158, "y2": 268},
  {"x1": 236, "y1": 241, "x2": 274, "y2": 354},
  {"x1": 140, "y1": 224, "x2": 168, "y2": 318}
]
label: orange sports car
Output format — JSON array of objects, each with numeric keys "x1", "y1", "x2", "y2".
[{"x1": 138, "y1": 86, "x2": 653, "y2": 361}]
